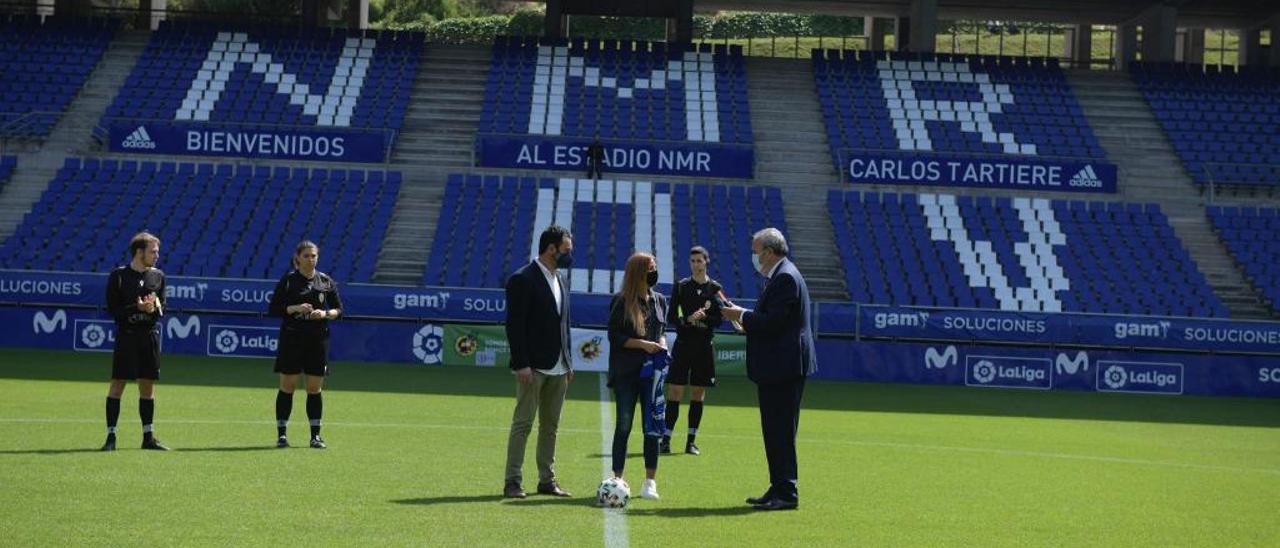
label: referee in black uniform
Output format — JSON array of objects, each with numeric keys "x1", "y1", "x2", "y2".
[
  {"x1": 267, "y1": 241, "x2": 343, "y2": 449},
  {"x1": 102, "y1": 232, "x2": 169, "y2": 451},
  {"x1": 662, "y1": 246, "x2": 723, "y2": 456}
]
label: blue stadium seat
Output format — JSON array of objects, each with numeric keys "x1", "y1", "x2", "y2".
[
  {"x1": 1130, "y1": 62, "x2": 1280, "y2": 187},
  {"x1": 828, "y1": 189, "x2": 1224, "y2": 317},
  {"x1": 0, "y1": 157, "x2": 401, "y2": 283},
  {"x1": 422, "y1": 175, "x2": 784, "y2": 299}
]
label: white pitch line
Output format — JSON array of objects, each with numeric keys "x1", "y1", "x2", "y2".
[
  {"x1": 0, "y1": 416, "x2": 1275, "y2": 477},
  {"x1": 598, "y1": 373, "x2": 628, "y2": 548}
]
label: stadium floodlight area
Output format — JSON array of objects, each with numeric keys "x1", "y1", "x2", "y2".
[
  {"x1": 423, "y1": 174, "x2": 785, "y2": 299},
  {"x1": 829, "y1": 190, "x2": 1226, "y2": 317},
  {"x1": 814, "y1": 50, "x2": 1107, "y2": 174},
  {"x1": 0, "y1": 158, "x2": 399, "y2": 282},
  {"x1": 0, "y1": 15, "x2": 116, "y2": 137},
  {"x1": 101, "y1": 22, "x2": 421, "y2": 141},
  {"x1": 1207, "y1": 205, "x2": 1280, "y2": 313},
  {"x1": 481, "y1": 37, "x2": 752, "y2": 143},
  {"x1": 1132, "y1": 62, "x2": 1280, "y2": 187}
]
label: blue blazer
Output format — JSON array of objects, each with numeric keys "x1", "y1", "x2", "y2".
[{"x1": 741, "y1": 258, "x2": 817, "y2": 384}]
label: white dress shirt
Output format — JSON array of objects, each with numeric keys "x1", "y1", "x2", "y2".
[{"x1": 534, "y1": 259, "x2": 569, "y2": 375}]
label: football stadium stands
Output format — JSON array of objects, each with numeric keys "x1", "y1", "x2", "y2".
[
  {"x1": 0, "y1": 15, "x2": 117, "y2": 137},
  {"x1": 423, "y1": 174, "x2": 784, "y2": 299},
  {"x1": 101, "y1": 22, "x2": 422, "y2": 139},
  {"x1": 829, "y1": 190, "x2": 1227, "y2": 317},
  {"x1": 0, "y1": 156, "x2": 14, "y2": 191},
  {"x1": 1132, "y1": 62, "x2": 1280, "y2": 187},
  {"x1": 814, "y1": 50, "x2": 1107, "y2": 171},
  {"x1": 479, "y1": 36, "x2": 753, "y2": 144},
  {"x1": 0, "y1": 158, "x2": 399, "y2": 282},
  {"x1": 1207, "y1": 205, "x2": 1280, "y2": 313}
]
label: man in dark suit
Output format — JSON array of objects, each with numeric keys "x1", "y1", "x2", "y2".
[
  {"x1": 722, "y1": 228, "x2": 816, "y2": 511},
  {"x1": 503, "y1": 226, "x2": 575, "y2": 499}
]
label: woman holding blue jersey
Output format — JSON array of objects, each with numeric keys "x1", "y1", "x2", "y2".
[{"x1": 607, "y1": 252, "x2": 669, "y2": 501}]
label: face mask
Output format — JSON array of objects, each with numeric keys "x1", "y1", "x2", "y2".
[
  {"x1": 751, "y1": 252, "x2": 763, "y2": 274},
  {"x1": 646, "y1": 270, "x2": 658, "y2": 287},
  {"x1": 555, "y1": 250, "x2": 573, "y2": 269}
]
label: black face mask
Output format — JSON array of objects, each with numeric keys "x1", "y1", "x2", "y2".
[
  {"x1": 555, "y1": 250, "x2": 573, "y2": 269},
  {"x1": 646, "y1": 270, "x2": 658, "y2": 287}
]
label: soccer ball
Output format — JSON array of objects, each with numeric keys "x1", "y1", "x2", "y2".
[{"x1": 597, "y1": 477, "x2": 630, "y2": 508}]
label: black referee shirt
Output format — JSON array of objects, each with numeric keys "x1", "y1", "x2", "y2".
[
  {"x1": 268, "y1": 270, "x2": 343, "y2": 334},
  {"x1": 667, "y1": 277, "x2": 724, "y2": 342},
  {"x1": 106, "y1": 265, "x2": 166, "y2": 330}
]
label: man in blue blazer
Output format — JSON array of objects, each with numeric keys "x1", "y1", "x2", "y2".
[
  {"x1": 503, "y1": 226, "x2": 575, "y2": 499},
  {"x1": 723, "y1": 228, "x2": 816, "y2": 511}
]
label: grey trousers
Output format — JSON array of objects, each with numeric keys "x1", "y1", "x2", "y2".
[{"x1": 504, "y1": 370, "x2": 569, "y2": 485}]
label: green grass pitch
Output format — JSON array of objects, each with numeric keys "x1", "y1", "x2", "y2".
[{"x1": 0, "y1": 349, "x2": 1277, "y2": 546}]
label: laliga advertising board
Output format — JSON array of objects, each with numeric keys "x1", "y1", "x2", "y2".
[{"x1": 8, "y1": 307, "x2": 1280, "y2": 398}]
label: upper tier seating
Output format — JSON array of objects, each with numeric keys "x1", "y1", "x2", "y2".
[
  {"x1": 814, "y1": 50, "x2": 1106, "y2": 171},
  {"x1": 1132, "y1": 62, "x2": 1280, "y2": 187},
  {"x1": 0, "y1": 15, "x2": 116, "y2": 137},
  {"x1": 480, "y1": 36, "x2": 752, "y2": 145}
]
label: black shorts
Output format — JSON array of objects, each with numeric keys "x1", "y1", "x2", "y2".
[
  {"x1": 273, "y1": 329, "x2": 330, "y2": 377},
  {"x1": 112, "y1": 328, "x2": 160, "y2": 381},
  {"x1": 669, "y1": 339, "x2": 716, "y2": 387}
]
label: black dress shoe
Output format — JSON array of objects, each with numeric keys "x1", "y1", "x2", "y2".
[
  {"x1": 745, "y1": 490, "x2": 774, "y2": 505},
  {"x1": 536, "y1": 481, "x2": 571, "y2": 497},
  {"x1": 503, "y1": 482, "x2": 527, "y2": 499},
  {"x1": 100, "y1": 436, "x2": 116, "y2": 452},
  {"x1": 659, "y1": 437, "x2": 672, "y2": 454},
  {"x1": 685, "y1": 442, "x2": 700, "y2": 456},
  {"x1": 752, "y1": 497, "x2": 798, "y2": 511}
]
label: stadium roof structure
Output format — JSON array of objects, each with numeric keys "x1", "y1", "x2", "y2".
[{"x1": 695, "y1": 1, "x2": 1277, "y2": 29}]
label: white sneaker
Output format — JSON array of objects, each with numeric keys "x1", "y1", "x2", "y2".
[{"x1": 640, "y1": 479, "x2": 660, "y2": 500}]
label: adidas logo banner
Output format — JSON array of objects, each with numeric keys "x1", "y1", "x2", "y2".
[
  {"x1": 106, "y1": 123, "x2": 390, "y2": 163},
  {"x1": 121, "y1": 125, "x2": 157, "y2": 149},
  {"x1": 845, "y1": 152, "x2": 1117, "y2": 194}
]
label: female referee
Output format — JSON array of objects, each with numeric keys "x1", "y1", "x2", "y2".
[
  {"x1": 606, "y1": 252, "x2": 669, "y2": 500},
  {"x1": 267, "y1": 241, "x2": 343, "y2": 449}
]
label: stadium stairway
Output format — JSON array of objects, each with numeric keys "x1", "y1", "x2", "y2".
[
  {"x1": 0, "y1": 29, "x2": 150, "y2": 242},
  {"x1": 1070, "y1": 69, "x2": 1272, "y2": 318},
  {"x1": 745, "y1": 56, "x2": 847, "y2": 301},
  {"x1": 376, "y1": 44, "x2": 489, "y2": 285}
]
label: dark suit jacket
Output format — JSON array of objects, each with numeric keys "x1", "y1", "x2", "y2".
[
  {"x1": 505, "y1": 260, "x2": 571, "y2": 371},
  {"x1": 741, "y1": 257, "x2": 817, "y2": 384}
]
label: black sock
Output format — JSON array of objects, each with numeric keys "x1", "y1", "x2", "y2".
[
  {"x1": 105, "y1": 397, "x2": 120, "y2": 437},
  {"x1": 139, "y1": 398, "x2": 155, "y2": 440},
  {"x1": 276, "y1": 390, "x2": 293, "y2": 437},
  {"x1": 688, "y1": 400, "x2": 704, "y2": 444},
  {"x1": 306, "y1": 392, "x2": 322, "y2": 438},
  {"x1": 664, "y1": 400, "x2": 680, "y2": 439}
]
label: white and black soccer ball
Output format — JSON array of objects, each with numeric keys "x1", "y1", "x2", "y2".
[{"x1": 597, "y1": 477, "x2": 630, "y2": 508}]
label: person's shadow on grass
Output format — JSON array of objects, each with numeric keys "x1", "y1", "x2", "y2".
[
  {"x1": 392, "y1": 495, "x2": 591, "y2": 507},
  {"x1": 0, "y1": 448, "x2": 105, "y2": 455},
  {"x1": 624, "y1": 506, "x2": 758, "y2": 518}
]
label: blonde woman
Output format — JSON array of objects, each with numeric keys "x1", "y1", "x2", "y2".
[{"x1": 606, "y1": 252, "x2": 669, "y2": 500}]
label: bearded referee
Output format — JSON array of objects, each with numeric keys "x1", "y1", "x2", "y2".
[
  {"x1": 102, "y1": 232, "x2": 169, "y2": 451},
  {"x1": 662, "y1": 246, "x2": 723, "y2": 455}
]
